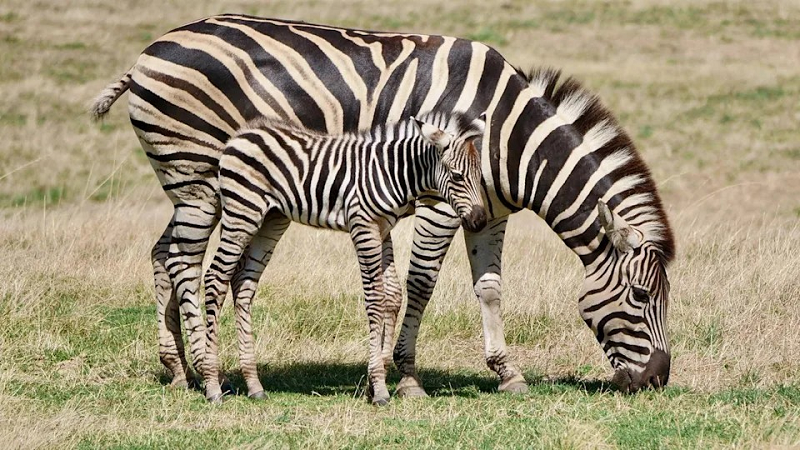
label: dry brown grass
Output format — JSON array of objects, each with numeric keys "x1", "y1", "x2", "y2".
[{"x1": 1, "y1": 0, "x2": 799, "y2": 448}]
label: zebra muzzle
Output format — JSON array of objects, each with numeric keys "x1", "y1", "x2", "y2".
[
  {"x1": 462, "y1": 205, "x2": 487, "y2": 233},
  {"x1": 613, "y1": 349, "x2": 671, "y2": 393}
]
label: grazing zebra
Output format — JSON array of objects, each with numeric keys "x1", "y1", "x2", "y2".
[
  {"x1": 91, "y1": 14, "x2": 675, "y2": 397},
  {"x1": 202, "y1": 112, "x2": 486, "y2": 403}
]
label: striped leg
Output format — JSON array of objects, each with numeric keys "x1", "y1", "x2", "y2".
[
  {"x1": 393, "y1": 201, "x2": 460, "y2": 398},
  {"x1": 203, "y1": 204, "x2": 266, "y2": 402},
  {"x1": 349, "y1": 219, "x2": 390, "y2": 405},
  {"x1": 152, "y1": 218, "x2": 193, "y2": 387},
  {"x1": 230, "y1": 212, "x2": 291, "y2": 399},
  {"x1": 464, "y1": 216, "x2": 528, "y2": 393},
  {"x1": 380, "y1": 235, "x2": 402, "y2": 371},
  {"x1": 168, "y1": 200, "x2": 219, "y2": 387}
]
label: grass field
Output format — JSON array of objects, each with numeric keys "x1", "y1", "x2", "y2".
[{"x1": 1, "y1": 0, "x2": 800, "y2": 448}]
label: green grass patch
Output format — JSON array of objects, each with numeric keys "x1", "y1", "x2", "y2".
[
  {"x1": 0, "y1": 11, "x2": 18, "y2": 23},
  {"x1": 3, "y1": 285, "x2": 800, "y2": 448},
  {"x1": 1, "y1": 186, "x2": 67, "y2": 207}
]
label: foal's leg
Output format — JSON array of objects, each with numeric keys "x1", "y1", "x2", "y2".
[
  {"x1": 229, "y1": 211, "x2": 291, "y2": 399},
  {"x1": 349, "y1": 219, "x2": 390, "y2": 405},
  {"x1": 379, "y1": 235, "x2": 403, "y2": 371},
  {"x1": 203, "y1": 205, "x2": 266, "y2": 402}
]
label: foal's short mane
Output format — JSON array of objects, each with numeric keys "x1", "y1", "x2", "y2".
[
  {"x1": 243, "y1": 111, "x2": 483, "y2": 145},
  {"x1": 516, "y1": 66, "x2": 675, "y2": 263}
]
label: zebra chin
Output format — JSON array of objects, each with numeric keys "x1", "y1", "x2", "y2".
[
  {"x1": 461, "y1": 205, "x2": 488, "y2": 233},
  {"x1": 611, "y1": 349, "x2": 671, "y2": 393}
]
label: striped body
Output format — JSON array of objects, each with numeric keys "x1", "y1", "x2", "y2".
[
  {"x1": 91, "y1": 14, "x2": 675, "y2": 398},
  {"x1": 219, "y1": 113, "x2": 483, "y2": 232},
  {"x1": 202, "y1": 113, "x2": 485, "y2": 402}
]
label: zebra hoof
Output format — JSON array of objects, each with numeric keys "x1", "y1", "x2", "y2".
[
  {"x1": 499, "y1": 375, "x2": 529, "y2": 394},
  {"x1": 169, "y1": 377, "x2": 190, "y2": 390},
  {"x1": 395, "y1": 375, "x2": 428, "y2": 398},
  {"x1": 372, "y1": 396, "x2": 390, "y2": 406},
  {"x1": 206, "y1": 392, "x2": 225, "y2": 404},
  {"x1": 395, "y1": 385, "x2": 428, "y2": 398},
  {"x1": 248, "y1": 390, "x2": 267, "y2": 400}
]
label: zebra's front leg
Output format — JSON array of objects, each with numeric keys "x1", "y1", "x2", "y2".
[
  {"x1": 380, "y1": 235, "x2": 403, "y2": 371},
  {"x1": 230, "y1": 212, "x2": 291, "y2": 400},
  {"x1": 349, "y1": 220, "x2": 390, "y2": 406},
  {"x1": 464, "y1": 216, "x2": 528, "y2": 394},
  {"x1": 393, "y1": 201, "x2": 460, "y2": 398}
]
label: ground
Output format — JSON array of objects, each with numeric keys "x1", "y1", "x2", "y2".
[{"x1": 0, "y1": 0, "x2": 799, "y2": 448}]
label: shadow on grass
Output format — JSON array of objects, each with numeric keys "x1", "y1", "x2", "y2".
[{"x1": 158, "y1": 362, "x2": 615, "y2": 398}]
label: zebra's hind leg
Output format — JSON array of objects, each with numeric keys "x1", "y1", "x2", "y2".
[
  {"x1": 393, "y1": 200, "x2": 460, "y2": 398},
  {"x1": 230, "y1": 211, "x2": 291, "y2": 400},
  {"x1": 464, "y1": 216, "x2": 528, "y2": 394},
  {"x1": 379, "y1": 235, "x2": 403, "y2": 373},
  {"x1": 350, "y1": 219, "x2": 390, "y2": 406},
  {"x1": 167, "y1": 199, "x2": 220, "y2": 395},
  {"x1": 153, "y1": 217, "x2": 194, "y2": 388}
]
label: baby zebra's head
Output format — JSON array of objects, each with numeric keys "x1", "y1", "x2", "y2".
[{"x1": 412, "y1": 113, "x2": 487, "y2": 233}]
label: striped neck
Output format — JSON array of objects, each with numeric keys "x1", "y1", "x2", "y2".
[
  {"x1": 348, "y1": 116, "x2": 442, "y2": 202},
  {"x1": 486, "y1": 69, "x2": 674, "y2": 266}
]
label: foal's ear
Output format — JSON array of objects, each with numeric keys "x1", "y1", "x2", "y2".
[
  {"x1": 474, "y1": 111, "x2": 487, "y2": 136},
  {"x1": 597, "y1": 200, "x2": 642, "y2": 253},
  {"x1": 413, "y1": 116, "x2": 452, "y2": 150}
]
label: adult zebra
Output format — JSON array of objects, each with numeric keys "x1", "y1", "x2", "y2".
[
  {"x1": 92, "y1": 14, "x2": 675, "y2": 396},
  {"x1": 204, "y1": 112, "x2": 486, "y2": 403}
]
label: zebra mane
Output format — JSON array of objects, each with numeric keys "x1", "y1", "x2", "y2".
[{"x1": 519, "y1": 66, "x2": 675, "y2": 263}]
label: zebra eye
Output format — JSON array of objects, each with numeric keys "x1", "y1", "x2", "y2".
[
  {"x1": 451, "y1": 171, "x2": 464, "y2": 182},
  {"x1": 631, "y1": 286, "x2": 650, "y2": 303}
]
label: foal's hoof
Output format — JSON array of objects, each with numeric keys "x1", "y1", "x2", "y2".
[
  {"x1": 248, "y1": 390, "x2": 267, "y2": 400},
  {"x1": 499, "y1": 375, "x2": 529, "y2": 394}
]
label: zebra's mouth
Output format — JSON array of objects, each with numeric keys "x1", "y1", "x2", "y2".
[{"x1": 611, "y1": 349, "x2": 671, "y2": 393}]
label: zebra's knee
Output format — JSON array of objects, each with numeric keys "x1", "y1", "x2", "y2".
[{"x1": 474, "y1": 273, "x2": 502, "y2": 307}]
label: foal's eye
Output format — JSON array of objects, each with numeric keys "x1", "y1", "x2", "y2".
[
  {"x1": 631, "y1": 286, "x2": 650, "y2": 303},
  {"x1": 451, "y1": 171, "x2": 464, "y2": 182}
]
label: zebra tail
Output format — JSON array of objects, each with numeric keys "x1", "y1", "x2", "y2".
[{"x1": 90, "y1": 69, "x2": 132, "y2": 121}]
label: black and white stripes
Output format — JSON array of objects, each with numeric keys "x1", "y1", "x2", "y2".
[{"x1": 92, "y1": 13, "x2": 675, "y2": 398}]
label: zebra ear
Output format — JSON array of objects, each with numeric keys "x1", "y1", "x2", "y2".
[
  {"x1": 472, "y1": 111, "x2": 487, "y2": 137},
  {"x1": 415, "y1": 119, "x2": 452, "y2": 150},
  {"x1": 597, "y1": 200, "x2": 642, "y2": 253}
]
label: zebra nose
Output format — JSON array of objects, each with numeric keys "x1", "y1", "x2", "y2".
[
  {"x1": 614, "y1": 349, "x2": 671, "y2": 393},
  {"x1": 644, "y1": 349, "x2": 671, "y2": 388},
  {"x1": 462, "y1": 205, "x2": 487, "y2": 232}
]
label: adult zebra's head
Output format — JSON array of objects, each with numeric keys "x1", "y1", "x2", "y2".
[
  {"x1": 414, "y1": 113, "x2": 488, "y2": 233},
  {"x1": 579, "y1": 200, "x2": 672, "y2": 392}
]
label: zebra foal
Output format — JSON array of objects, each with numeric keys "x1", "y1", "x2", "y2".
[{"x1": 202, "y1": 112, "x2": 487, "y2": 404}]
